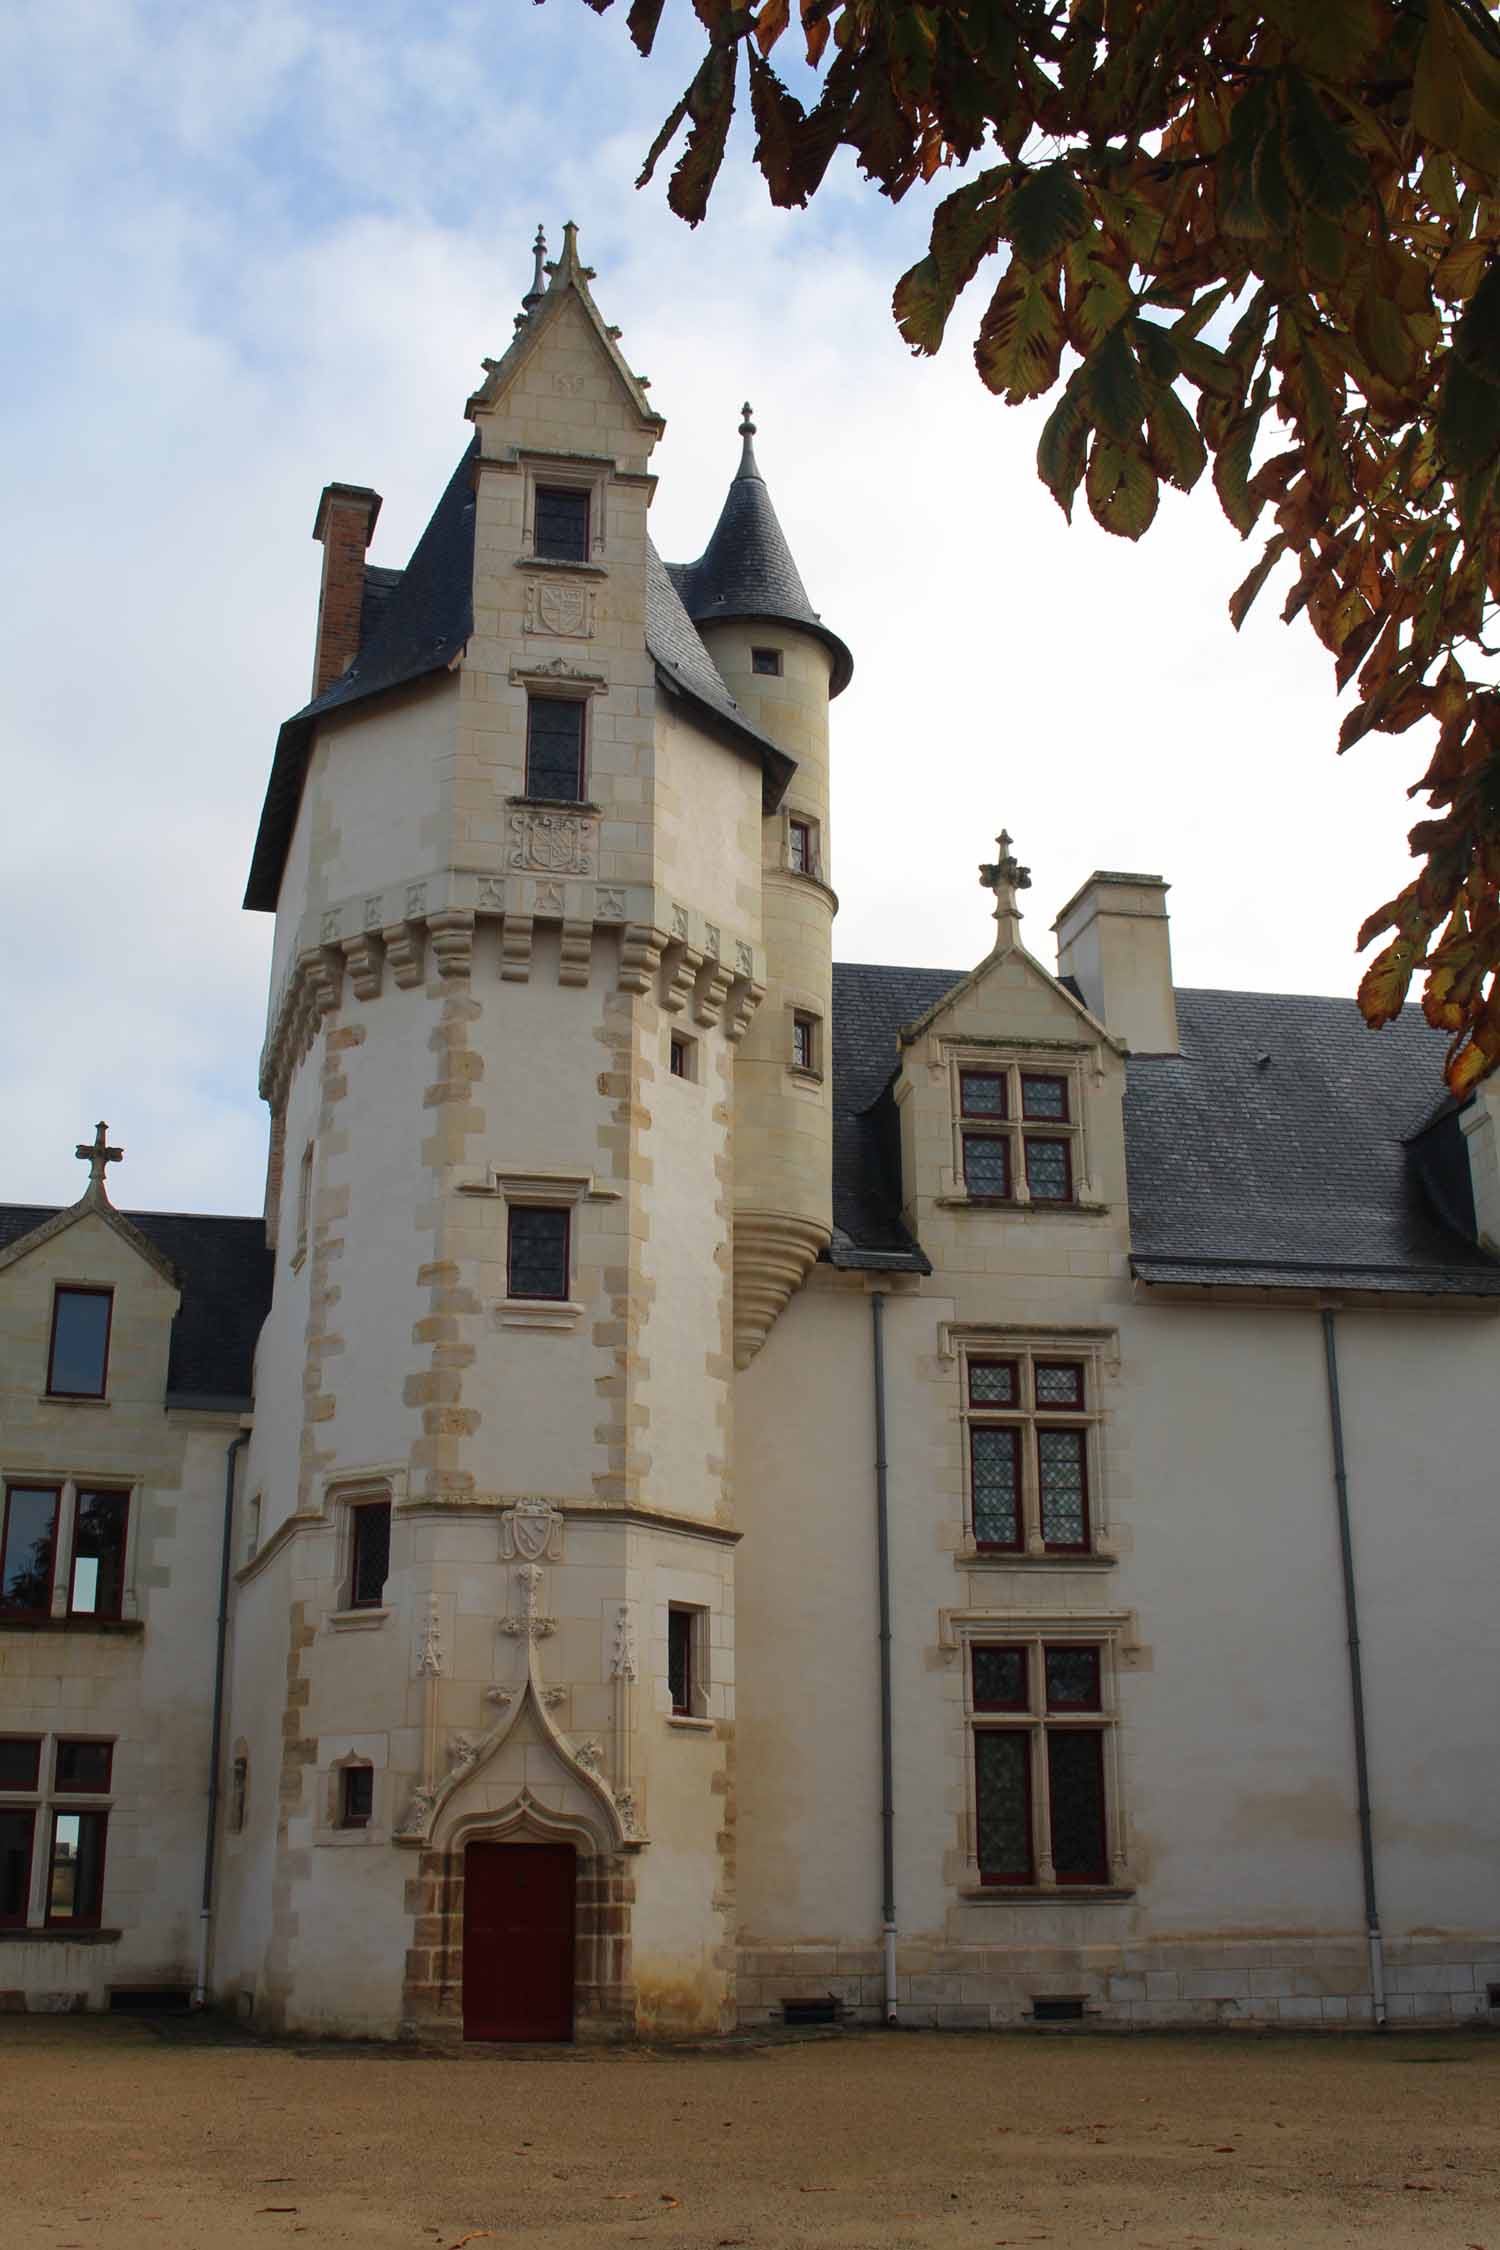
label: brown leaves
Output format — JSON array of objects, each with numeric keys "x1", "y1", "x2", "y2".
[{"x1": 974, "y1": 254, "x2": 1064, "y2": 403}]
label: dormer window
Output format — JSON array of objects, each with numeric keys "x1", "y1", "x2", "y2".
[
  {"x1": 955, "y1": 1061, "x2": 1083, "y2": 1207},
  {"x1": 47, "y1": 1287, "x2": 112, "y2": 1400},
  {"x1": 534, "y1": 486, "x2": 590, "y2": 563}
]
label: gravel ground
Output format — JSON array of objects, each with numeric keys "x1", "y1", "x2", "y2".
[{"x1": 2, "y1": 2016, "x2": 1497, "y2": 2248}]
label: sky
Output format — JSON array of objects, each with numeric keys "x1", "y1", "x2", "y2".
[{"x1": 2, "y1": 0, "x2": 1431, "y2": 1216}]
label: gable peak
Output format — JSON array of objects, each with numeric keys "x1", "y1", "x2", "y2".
[{"x1": 466, "y1": 220, "x2": 665, "y2": 437}]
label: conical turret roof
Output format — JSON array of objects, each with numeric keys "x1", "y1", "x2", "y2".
[{"x1": 671, "y1": 407, "x2": 852, "y2": 696}]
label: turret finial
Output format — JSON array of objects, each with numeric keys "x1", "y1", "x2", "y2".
[
  {"x1": 522, "y1": 225, "x2": 548, "y2": 314},
  {"x1": 737, "y1": 400, "x2": 760, "y2": 481},
  {"x1": 75, "y1": 1119, "x2": 123, "y2": 1205},
  {"x1": 979, "y1": 829, "x2": 1032, "y2": 951}
]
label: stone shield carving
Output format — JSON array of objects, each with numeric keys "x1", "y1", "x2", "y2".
[
  {"x1": 499, "y1": 1499, "x2": 564, "y2": 1562},
  {"x1": 509, "y1": 812, "x2": 597, "y2": 876}
]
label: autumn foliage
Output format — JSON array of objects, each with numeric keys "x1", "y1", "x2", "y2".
[{"x1": 566, "y1": 0, "x2": 1500, "y2": 1093}]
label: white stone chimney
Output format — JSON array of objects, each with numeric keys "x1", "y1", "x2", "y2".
[
  {"x1": 1460, "y1": 1084, "x2": 1500, "y2": 1254},
  {"x1": 1053, "y1": 871, "x2": 1179, "y2": 1055}
]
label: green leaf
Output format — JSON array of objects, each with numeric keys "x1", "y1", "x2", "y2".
[
  {"x1": 1005, "y1": 159, "x2": 1088, "y2": 269},
  {"x1": 1083, "y1": 324, "x2": 1144, "y2": 442},
  {"x1": 1228, "y1": 535, "x2": 1289, "y2": 630},
  {"x1": 1414, "y1": 0, "x2": 1500, "y2": 176},
  {"x1": 1132, "y1": 317, "x2": 1180, "y2": 389},
  {"x1": 1146, "y1": 385, "x2": 1207, "y2": 493},
  {"x1": 1037, "y1": 380, "x2": 1091, "y2": 521},
  {"x1": 1262, "y1": 0, "x2": 1385, "y2": 75},
  {"x1": 1439, "y1": 350, "x2": 1500, "y2": 477},
  {"x1": 1064, "y1": 241, "x2": 1132, "y2": 354},
  {"x1": 1086, "y1": 436, "x2": 1159, "y2": 540},
  {"x1": 1176, "y1": 337, "x2": 1241, "y2": 400},
  {"x1": 1354, "y1": 291, "x2": 1419, "y2": 389},
  {"x1": 974, "y1": 256, "x2": 1065, "y2": 403},
  {"x1": 1279, "y1": 70, "x2": 1371, "y2": 218}
]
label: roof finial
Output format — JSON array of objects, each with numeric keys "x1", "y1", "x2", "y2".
[
  {"x1": 978, "y1": 829, "x2": 1032, "y2": 951},
  {"x1": 737, "y1": 400, "x2": 760, "y2": 481},
  {"x1": 75, "y1": 1120, "x2": 123, "y2": 1206},
  {"x1": 522, "y1": 224, "x2": 547, "y2": 314}
]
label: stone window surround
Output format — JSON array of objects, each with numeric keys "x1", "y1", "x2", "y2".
[
  {"x1": 317, "y1": 1740, "x2": 389, "y2": 1848},
  {"x1": 941, "y1": 1325, "x2": 1118, "y2": 1567},
  {"x1": 0, "y1": 1474, "x2": 142, "y2": 1625},
  {"x1": 0, "y1": 1723, "x2": 117, "y2": 1931},
  {"x1": 324, "y1": 1470, "x2": 400, "y2": 1632},
  {"x1": 666, "y1": 1603, "x2": 711, "y2": 1723},
  {"x1": 938, "y1": 1039, "x2": 1103, "y2": 1211},
  {"x1": 514, "y1": 448, "x2": 613, "y2": 570},
  {"x1": 942, "y1": 1608, "x2": 1134, "y2": 1900},
  {"x1": 46, "y1": 1283, "x2": 114, "y2": 1401},
  {"x1": 780, "y1": 806, "x2": 824, "y2": 882},
  {"x1": 458, "y1": 1166, "x2": 623, "y2": 1332},
  {"x1": 787, "y1": 1004, "x2": 823, "y2": 1084}
]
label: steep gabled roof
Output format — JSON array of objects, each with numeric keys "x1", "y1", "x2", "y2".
[{"x1": 0, "y1": 1206, "x2": 274, "y2": 1404}]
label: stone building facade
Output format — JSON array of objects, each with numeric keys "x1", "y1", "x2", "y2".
[{"x1": 2, "y1": 231, "x2": 1498, "y2": 2035}]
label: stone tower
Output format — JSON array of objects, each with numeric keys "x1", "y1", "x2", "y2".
[{"x1": 217, "y1": 229, "x2": 844, "y2": 2041}]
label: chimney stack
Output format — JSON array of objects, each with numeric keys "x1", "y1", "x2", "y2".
[
  {"x1": 1053, "y1": 872, "x2": 1179, "y2": 1055},
  {"x1": 310, "y1": 483, "x2": 382, "y2": 697}
]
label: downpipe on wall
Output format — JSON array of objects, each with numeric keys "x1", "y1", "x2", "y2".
[
  {"x1": 195, "y1": 1426, "x2": 250, "y2": 2009},
  {"x1": 1320, "y1": 1310, "x2": 1387, "y2": 2031},
  {"x1": 871, "y1": 1292, "x2": 899, "y2": 2024}
]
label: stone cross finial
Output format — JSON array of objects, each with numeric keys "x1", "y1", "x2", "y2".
[
  {"x1": 75, "y1": 1120, "x2": 122, "y2": 1202},
  {"x1": 978, "y1": 830, "x2": 1032, "y2": 950}
]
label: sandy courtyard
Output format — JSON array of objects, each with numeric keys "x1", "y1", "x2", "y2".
[{"x1": 1, "y1": 2017, "x2": 1496, "y2": 2249}]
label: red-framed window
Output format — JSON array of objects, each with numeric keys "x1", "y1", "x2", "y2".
[
  {"x1": 964, "y1": 1353, "x2": 1094, "y2": 1555},
  {"x1": 971, "y1": 1644, "x2": 1029, "y2": 1711},
  {"x1": 0, "y1": 1739, "x2": 41, "y2": 1791},
  {"x1": 46, "y1": 1287, "x2": 113, "y2": 1399},
  {"x1": 507, "y1": 1206, "x2": 571, "y2": 1301},
  {"x1": 533, "y1": 486, "x2": 590, "y2": 562},
  {"x1": 348, "y1": 1501, "x2": 391, "y2": 1610},
  {"x1": 54, "y1": 1740, "x2": 113, "y2": 1795},
  {"x1": 1038, "y1": 1426, "x2": 1089, "y2": 1550},
  {"x1": 1047, "y1": 1730, "x2": 1108, "y2": 1884},
  {"x1": 1020, "y1": 1072, "x2": 1069, "y2": 1122},
  {"x1": 0, "y1": 1809, "x2": 35, "y2": 1929},
  {"x1": 0, "y1": 1486, "x2": 60, "y2": 1619},
  {"x1": 959, "y1": 1070, "x2": 1008, "y2": 1119},
  {"x1": 339, "y1": 1766, "x2": 374, "y2": 1830},
  {"x1": 961, "y1": 1132, "x2": 1011, "y2": 1199},
  {"x1": 969, "y1": 1424, "x2": 1022, "y2": 1551},
  {"x1": 972, "y1": 1641, "x2": 1111, "y2": 1889},
  {"x1": 1044, "y1": 1645, "x2": 1101, "y2": 1712},
  {"x1": 1024, "y1": 1135, "x2": 1073, "y2": 1204},
  {"x1": 68, "y1": 1489, "x2": 129, "y2": 1619},
  {"x1": 975, "y1": 1732, "x2": 1034, "y2": 1885},
  {"x1": 524, "y1": 695, "x2": 586, "y2": 802},
  {"x1": 45, "y1": 1807, "x2": 108, "y2": 1928}
]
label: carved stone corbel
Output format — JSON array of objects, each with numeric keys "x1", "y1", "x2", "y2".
[
  {"x1": 427, "y1": 910, "x2": 474, "y2": 980},
  {"x1": 499, "y1": 913, "x2": 534, "y2": 983},
  {"x1": 559, "y1": 917, "x2": 593, "y2": 988},
  {"x1": 618, "y1": 923, "x2": 666, "y2": 996},
  {"x1": 692, "y1": 958, "x2": 734, "y2": 1028},
  {"x1": 382, "y1": 920, "x2": 426, "y2": 989},
  {"x1": 342, "y1": 930, "x2": 384, "y2": 1002},
  {"x1": 659, "y1": 943, "x2": 699, "y2": 1016}
]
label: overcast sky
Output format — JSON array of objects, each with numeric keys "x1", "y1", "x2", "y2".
[{"x1": 3, "y1": 0, "x2": 1428, "y2": 1216}]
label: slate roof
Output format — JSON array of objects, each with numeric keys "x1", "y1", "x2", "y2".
[
  {"x1": 669, "y1": 429, "x2": 853, "y2": 696},
  {"x1": 245, "y1": 444, "x2": 793, "y2": 911},
  {"x1": 0, "y1": 1206, "x2": 273, "y2": 1404},
  {"x1": 827, "y1": 964, "x2": 1500, "y2": 1294}
]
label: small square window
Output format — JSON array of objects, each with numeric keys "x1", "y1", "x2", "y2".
[
  {"x1": 1021, "y1": 1073, "x2": 1069, "y2": 1122},
  {"x1": 972, "y1": 1645, "x2": 1028, "y2": 1711},
  {"x1": 525, "y1": 696, "x2": 586, "y2": 803},
  {"x1": 788, "y1": 818, "x2": 812, "y2": 874},
  {"x1": 960, "y1": 1071, "x2": 1008, "y2": 1119},
  {"x1": 46, "y1": 1807, "x2": 107, "y2": 1928},
  {"x1": 1035, "y1": 1361, "x2": 1085, "y2": 1408},
  {"x1": 47, "y1": 1287, "x2": 113, "y2": 1399},
  {"x1": 0, "y1": 1739, "x2": 41, "y2": 1792},
  {"x1": 751, "y1": 646, "x2": 782, "y2": 676},
  {"x1": 339, "y1": 1766, "x2": 374, "y2": 1830},
  {"x1": 69, "y1": 1489, "x2": 129, "y2": 1619},
  {"x1": 349, "y1": 1501, "x2": 391, "y2": 1610},
  {"x1": 791, "y1": 1013, "x2": 818, "y2": 1074},
  {"x1": 54, "y1": 1740, "x2": 113, "y2": 1794},
  {"x1": 1045, "y1": 1645, "x2": 1101, "y2": 1711},
  {"x1": 968, "y1": 1358, "x2": 1018, "y2": 1407},
  {"x1": 534, "y1": 486, "x2": 590, "y2": 562},
  {"x1": 0, "y1": 1486, "x2": 60, "y2": 1619},
  {"x1": 507, "y1": 1206, "x2": 571, "y2": 1301}
]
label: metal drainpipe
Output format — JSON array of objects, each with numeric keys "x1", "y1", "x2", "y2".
[
  {"x1": 871, "y1": 1292, "x2": 899, "y2": 2024},
  {"x1": 1320, "y1": 1310, "x2": 1387, "y2": 2030},
  {"x1": 195, "y1": 1427, "x2": 249, "y2": 2008}
]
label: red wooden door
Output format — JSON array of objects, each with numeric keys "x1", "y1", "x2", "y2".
[{"x1": 462, "y1": 1841, "x2": 575, "y2": 2041}]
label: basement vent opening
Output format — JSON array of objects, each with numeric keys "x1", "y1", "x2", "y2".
[
  {"x1": 782, "y1": 1996, "x2": 840, "y2": 2028},
  {"x1": 1030, "y1": 1995, "x2": 1086, "y2": 2024},
  {"x1": 108, "y1": 1985, "x2": 192, "y2": 2015},
  {"x1": 1487, "y1": 1984, "x2": 1500, "y2": 2010}
]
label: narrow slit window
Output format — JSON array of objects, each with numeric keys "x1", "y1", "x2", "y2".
[
  {"x1": 0, "y1": 1486, "x2": 60, "y2": 1619},
  {"x1": 788, "y1": 818, "x2": 812, "y2": 874},
  {"x1": 47, "y1": 1287, "x2": 113, "y2": 1398},
  {"x1": 46, "y1": 1808, "x2": 108, "y2": 1928},
  {"x1": 533, "y1": 486, "x2": 590, "y2": 562},
  {"x1": 0, "y1": 1810, "x2": 35, "y2": 1929},
  {"x1": 349, "y1": 1501, "x2": 391, "y2": 1610},
  {"x1": 669, "y1": 1034, "x2": 691, "y2": 1080},
  {"x1": 507, "y1": 1206, "x2": 570, "y2": 1301},
  {"x1": 667, "y1": 1606, "x2": 699, "y2": 1717},
  {"x1": 525, "y1": 697, "x2": 586, "y2": 802},
  {"x1": 791, "y1": 1014, "x2": 817, "y2": 1073},
  {"x1": 230, "y1": 1755, "x2": 249, "y2": 1834},
  {"x1": 69, "y1": 1489, "x2": 129, "y2": 1619}
]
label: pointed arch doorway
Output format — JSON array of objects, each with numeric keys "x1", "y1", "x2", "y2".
[{"x1": 462, "y1": 1840, "x2": 576, "y2": 2042}]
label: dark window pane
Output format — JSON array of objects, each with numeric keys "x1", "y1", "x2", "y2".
[
  {"x1": 47, "y1": 1808, "x2": 107, "y2": 1926},
  {"x1": 1044, "y1": 1645, "x2": 1101, "y2": 1711},
  {"x1": 1021, "y1": 1073, "x2": 1068, "y2": 1121},
  {"x1": 508, "y1": 1207, "x2": 570, "y2": 1301},
  {"x1": 70, "y1": 1489, "x2": 128, "y2": 1618},
  {"x1": 968, "y1": 1359, "x2": 1017, "y2": 1406},
  {"x1": 48, "y1": 1289, "x2": 111, "y2": 1396},
  {"x1": 350, "y1": 1502, "x2": 391, "y2": 1608},
  {"x1": 960, "y1": 1071, "x2": 1007, "y2": 1118},
  {"x1": 1034, "y1": 1361, "x2": 1085, "y2": 1408},
  {"x1": 792, "y1": 1016, "x2": 814, "y2": 1071},
  {"x1": 1038, "y1": 1428, "x2": 1088, "y2": 1548},
  {"x1": 789, "y1": 819, "x2": 810, "y2": 872},
  {"x1": 962, "y1": 1134, "x2": 1011, "y2": 1198},
  {"x1": 1024, "y1": 1136, "x2": 1072, "y2": 1201},
  {"x1": 971, "y1": 1426, "x2": 1021, "y2": 1548},
  {"x1": 751, "y1": 646, "x2": 782, "y2": 675},
  {"x1": 534, "y1": 487, "x2": 589, "y2": 561},
  {"x1": 55, "y1": 1740, "x2": 113, "y2": 1794},
  {"x1": 976, "y1": 1733, "x2": 1032, "y2": 1882},
  {"x1": 525, "y1": 698, "x2": 585, "y2": 801},
  {"x1": 973, "y1": 1646, "x2": 1027, "y2": 1711},
  {"x1": 1, "y1": 1488, "x2": 58, "y2": 1616},
  {"x1": 1047, "y1": 1730, "x2": 1107, "y2": 1883},
  {"x1": 0, "y1": 1810, "x2": 33, "y2": 1926},
  {"x1": 341, "y1": 1767, "x2": 374, "y2": 1828},
  {"x1": 0, "y1": 1740, "x2": 40, "y2": 1791},
  {"x1": 668, "y1": 1609, "x2": 694, "y2": 1715}
]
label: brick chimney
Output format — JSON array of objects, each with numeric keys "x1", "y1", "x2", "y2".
[
  {"x1": 1053, "y1": 871, "x2": 1179, "y2": 1055},
  {"x1": 310, "y1": 484, "x2": 382, "y2": 697}
]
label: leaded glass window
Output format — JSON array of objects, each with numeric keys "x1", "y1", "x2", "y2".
[
  {"x1": 1024, "y1": 1136, "x2": 1072, "y2": 1202},
  {"x1": 962, "y1": 1133, "x2": 1011, "y2": 1198},
  {"x1": 525, "y1": 696, "x2": 586, "y2": 801},
  {"x1": 972, "y1": 1645, "x2": 1027, "y2": 1710},
  {"x1": 971, "y1": 1426, "x2": 1021, "y2": 1549},
  {"x1": 507, "y1": 1206, "x2": 570, "y2": 1301},
  {"x1": 534, "y1": 486, "x2": 589, "y2": 561},
  {"x1": 1038, "y1": 1428, "x2": 1088, "y2": 1548},
  {"x1": 1021, "y1": 1072, "x2": 1068, "y2": 1121},
  {"x1": 349, "y1": 1501, "x2": 391, "y2": 1608},
  {"x1": 968, "y1": 1359, "x2": 1018, "y2": 1406},
  {"x1": 1044, "y1": 1645, "x2": 1101, "y2": 1711},
  {"x1": 975, "y1": 1731, "x2": 1032, "y2": 1883},
  {"x1": 1046, "y1": 1730, "x2": 1107, "y2": 1883},
  {"x1": 1034, "y1": 1361, "x2": 1084, "y2": 1408},
  {"x1": 960, "y1": 1071, "x2": 1007, "y2": 1117}
]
